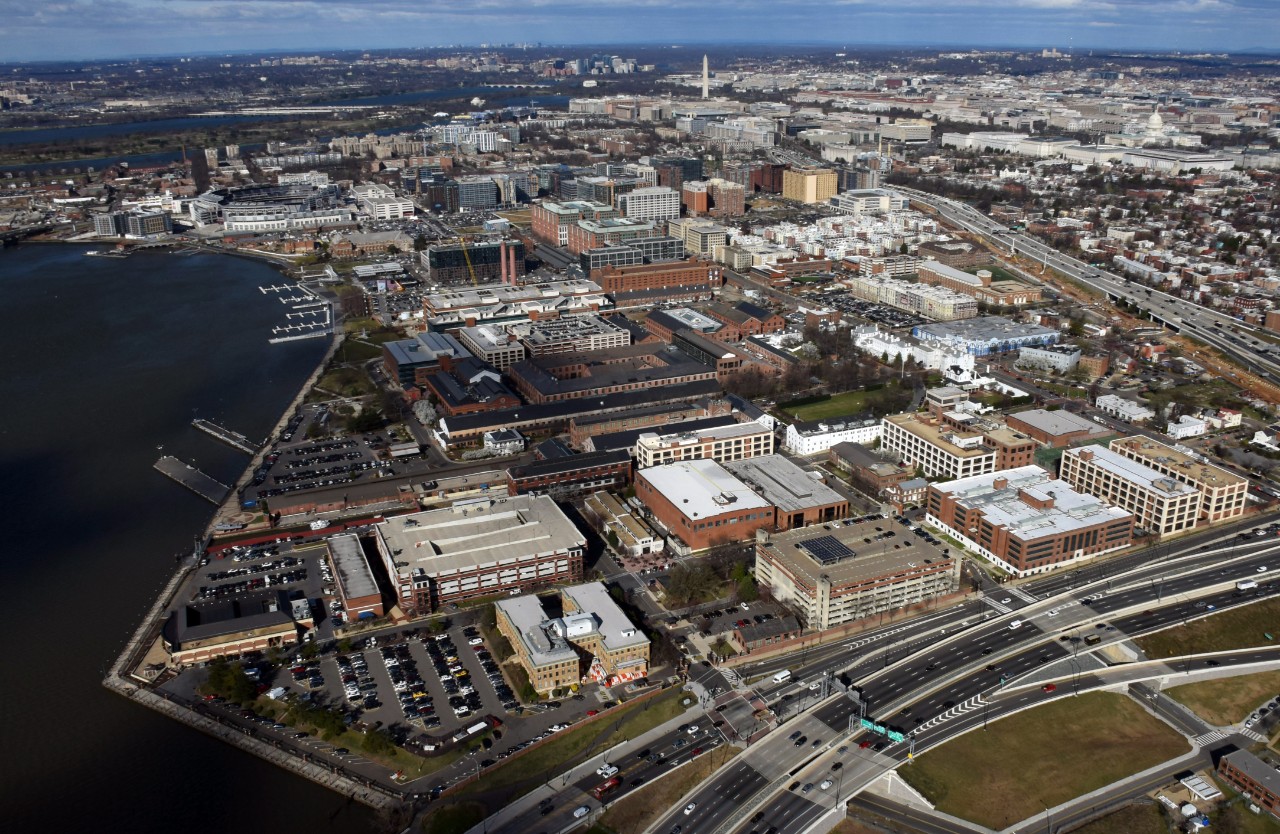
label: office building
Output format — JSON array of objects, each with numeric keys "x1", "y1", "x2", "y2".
[
  {"x1": 424, "y1": 240, "x2": 526, "y2": 285},
  {"x1": 635, "y1": 459, "x2": 776, "y2": 551},
  {"x1": 617, "y1": 186, "x2": 681, "y2": 222},
  {"x1": 495, "y1": 582, "x2": 650, "y2": 696},
  {"x1": 1005, "y1": 409, "x2": 1109, "y2": 448},
  {"x1": 506, "y1": 343, "x2": 716, "y2": 405},
  {"x1": 531, "y1": 200, "x2": 618, "y2": 247},
  {"x1": 457, "y1": 325, "x2": 528, "y2": 371},
  {"x1": 1217, "y1": 750, "x2": 1280, "y2": 821},
  {"x1": 325, "y1": 534, "x2": 385, "y2": 621},
  {"x1": 1017, "y1": 344, "x2": 1082, "y2": 373},
  {"x1": 881, "y1": 413, "x2": 1035, "y2": 480},
  {"x1": 926, "y1": 466, "x2": 1134, "y2": 577},
  {"x1": 514, "y1": 314, "x2": 632, "y2": 356},
  {"x1": 422, "y1": 279, "x2": 610, "y2": 330},
  {"x1": 382, "y1": 331, "x2": 472, "y2": 387},
  {"x1": 1060, "y1": 445, "x2": 1201, "y2": 536},
  {"x1": 724, "y1": 455, "x2": 849, "y2": 530},
  {"x1": 912, "y1": 316, "x2": 1059, "y2": 356},
  {"x1": 917, "y1": 261, "x2": 1042, "y2": 307},
  {"x1": 843, "y1": 273, "x2": 979, "y2": 321},
  {"x1": 505, "y1": 449, "x2": 632, "y2": 498},
  {"x1": 668, "y1": 217, "x2": 729, "y2": 255},
  {"x1": 1108, "y1": 436, "x2": 1247, "y2": 523},
  {"x1": 829, "y1": 188, "x2": 909, "y2": 216},
  {"x1": 583, "y1": 491, "x2": 665, "y2": 559},
  {"x1": 754, "y1": 519, "x2": 959, "y2": 631},
  {"x1": 784, "y1": 417, "x2": 882, "y2": 456},
  {"x1": 782, "y1": 167, "x2": 838, "y2": 204},
  {"x1": 635, "y1": 421, "x2": 775, "y2": 468},
  {"x1": 373, "y1": 495, "x2": 586, "y2": 616},
  {"x1": 1095, "y1": 394, "x2": 1155, "y2": 424}
]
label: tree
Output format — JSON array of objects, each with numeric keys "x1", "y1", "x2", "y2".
[
  {"x1": 665, "y1": 563, "x2": 719, "y2": 607},
  {"x1": 346, "y1": 407, "x2": 384, "y2": 433}
]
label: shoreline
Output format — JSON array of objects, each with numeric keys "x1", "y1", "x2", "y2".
[{"x1": 95, "y1": 251, "x2": 404, "y2": 813}]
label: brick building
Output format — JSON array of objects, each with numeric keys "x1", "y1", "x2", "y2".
[{"x1": 636, "y1": 459, "x2": 776, "y2": 551}]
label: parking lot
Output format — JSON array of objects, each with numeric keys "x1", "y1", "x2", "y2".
[
  {"x1": 193, "y1": 540, "x2": 323, "y2": 607},
  {"x1": 272, "y1": 623, "x2": 520, "y2": 742},
  {"x1": 244, "y1": 430, "x2": 393, "y2": 503}
]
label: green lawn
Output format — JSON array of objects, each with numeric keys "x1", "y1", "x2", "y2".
[
  {"x1": 898, "y1": 692, "x2": 1189, "y2": 829},
  {"x1": 964, "y1": 263, "x2": 1025, "y2": 284},
  {"x1": 1135, "y1": 597, "x2": 1280, "y2": 659},
  {"x1": 422, "y1": 801, "x2": 487, "y2": 834},
  {"x1": 783, "y1": 390, "x2": 876, "y2": 422},
  {"x1": 1165, "y1": 670, "x2": 1280, "y2": 726}
]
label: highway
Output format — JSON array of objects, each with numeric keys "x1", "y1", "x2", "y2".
[
  {"x1": 640, "y1": 522, "x2": 1280, "y2": 834},
  {"x1": 895, "y1": 187, "x2": 1280, "y2": 393}
]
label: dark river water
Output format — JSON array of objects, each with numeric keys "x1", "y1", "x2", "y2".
[{"x1": 0, "y1": 243, "x2": 378, "y2": 831}]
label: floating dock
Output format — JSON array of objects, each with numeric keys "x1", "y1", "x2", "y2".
[
  {"x1": 269, "y1": 330, "x2": 330, "y2": 345},
  {"x1": 154, "y1": 456, "x2": 229, "y2": 504},
  {"x1": 192, "y1": 419, "x2": 259, "y2": 454}
]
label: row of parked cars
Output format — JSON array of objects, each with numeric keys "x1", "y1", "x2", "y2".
[
  {"x1": 338, "y1": 653, "x2": 380, "y2": 712},
  {"x1": 381, "y1": 643, "x2": 443, "y2": 728}
]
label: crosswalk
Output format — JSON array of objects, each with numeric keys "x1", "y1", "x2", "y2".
[
  {"x1": 1193, "y1": 730, "x2": 1230, "y2": 746},
  {"x1": 984, "y1": 598, "x2": 1013, "y2": 614},
  {"x1": 1008, "y1": 586, "x2": 1039, "y2": 604}
]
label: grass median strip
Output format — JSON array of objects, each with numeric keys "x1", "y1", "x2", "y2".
[
  {"x1": 1135, "y1": 597, "x2": 1280, "y2": 659},
  {"x1": 898, "y1": 691, "x2": 1188, "y2": 829}
]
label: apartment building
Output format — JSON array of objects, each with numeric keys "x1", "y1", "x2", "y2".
[
  {"x1": 1108, "y1": 436, "x2": 1247, "y2": 523},
  {"x1": 530, "y1": 199, "x2": 618, "y2": 246},
  {"x1": 829, "y1": 188, "x2": 910, "y2": 216},
  {"x1": 635, "y1": 421, "x2": 775, "y2": 468},
  {"x1": 668, "y1": 217, "x2": 729, "y2": 255},
  {"x1": 926, "y1": 466, "x2": 1134, "y2": 577},
  {"x1": 1060, "y1": 445, "x2": 1202, "y2": 536},
  {"x1": 754, "y1": 519, "x2": 959, "y2": 631},
  {"x1": 843, "y1": 273, "x2": 979, "y2": 321},
  {"x1": 785, "y1": 417, "x2": 882, "y2": 456},
  {"x1": 917, "y1": 260, "x2": 1042, "y2": 307}
]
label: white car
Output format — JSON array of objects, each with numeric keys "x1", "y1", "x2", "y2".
[
  {"x1": 469, "y1": 637, "x2": 485, "y2": 646},
  {"x1": 684, "y1": 803, "x2": 697, "y2": 815},
  {"x1": 596, "y1": 764, "x2": 618, "y2": 778},
  {"x1": 819, "y1": 779, "x2": 833, "y2": 790}
]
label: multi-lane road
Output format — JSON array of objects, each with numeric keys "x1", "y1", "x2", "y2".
[{"x1": 641, "y1": 522, "x2": 1280, "y2": 834}]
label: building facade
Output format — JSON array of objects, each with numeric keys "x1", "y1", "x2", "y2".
[{"x1": 1060, "y1": 445, "x2": 1202, "y2": 536}]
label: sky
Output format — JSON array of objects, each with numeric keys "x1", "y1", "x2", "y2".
[{"x1": 1, "y1": 0, "x2": 1277, "y2": 63}]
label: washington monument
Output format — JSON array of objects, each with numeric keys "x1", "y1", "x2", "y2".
[{"x1": 702, "y1": 54, "x2": 709, "y2": 100}]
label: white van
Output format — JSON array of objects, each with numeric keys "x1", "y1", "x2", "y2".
[
  {"x1": 1009, "y1": 619, "x2": 1022, "y2": 630},
  {"x1": 772, "y1": 669, "x2": 792, "y2": 684}
]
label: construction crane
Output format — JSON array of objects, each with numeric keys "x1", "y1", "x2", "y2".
[{"x1": 457, "y1": 235, "x2": 478, "y2": 285}]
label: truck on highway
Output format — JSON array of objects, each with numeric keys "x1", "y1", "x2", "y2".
[
  {"x1": 590, "y1": 776, "x2": 621, "y2": 800},
  {"x1": 772, "y1": 670, "x2": 792, "y2": 684},
  {"x1": 1237, "y1": 579, "x2": 1259, "y2": 591}
]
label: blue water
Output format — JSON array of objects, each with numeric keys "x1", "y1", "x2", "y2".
[{"x1": 0, "y1": 244, "x2": 375, "y2": 831}]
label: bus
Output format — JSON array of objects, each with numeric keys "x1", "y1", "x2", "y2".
[
  {"x1": 772, "y1": 670, "x2": 792, "y2": 684},
  {"x1": 590, "y1": 776, "x2": 621, "y2": 800}
]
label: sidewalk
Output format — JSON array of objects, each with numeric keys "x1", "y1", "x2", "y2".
[{"x1": 461, "y1": 694, "x2": 703, "y2": 834}]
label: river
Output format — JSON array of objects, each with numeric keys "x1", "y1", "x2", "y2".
[{"x1": 0, "y1": 244, "x2": 377, "y2": 831}]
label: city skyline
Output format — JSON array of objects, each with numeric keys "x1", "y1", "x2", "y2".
[{"x1": 1, "y1": 0, "x2": 1277, "y2": 63}]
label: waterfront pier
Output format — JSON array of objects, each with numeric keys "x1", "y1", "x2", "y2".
[
  {"x1": 153, "y1": 456, "x2": 229, "y2": 503},
  {"x1": 192, "y1": 418, "x2": 260, "y2": 454}
]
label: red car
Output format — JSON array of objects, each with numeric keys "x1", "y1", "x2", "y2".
[
  {"x1": 587, "y1": 709, "x2": 599, "y2": 716},
  {"x1": 692, "y1": 747, "x2": 703, "y2": 755},
  {"x1": 1042, "y1": 683, "x2": 1057, "y2": 693},
  {"x1": 858, "y1": 740, "x2": 872, "y2": 749}
]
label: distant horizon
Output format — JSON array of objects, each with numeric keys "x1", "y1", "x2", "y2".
[
  {"x1": 5, "y1": 41, "x2": 1280, "y2": 67},
  {"x1": 2, "y1": 0, "x2": 1276, "y2": 64}
]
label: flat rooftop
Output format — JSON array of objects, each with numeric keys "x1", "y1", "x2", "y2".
[
  {"x1": 930, "y1": 465, "x2": 1132, "y2": 540},
  {"x1": 915, "y1": 315, "x2": 1058, "y2": 343},
  {"x1": 884, "y1": 413, "x2": 995, "y2": 459},
  {"x1": 1008, "y1": 408, "x2": 1109, "y2": 439},
  {"x1": 496, "y1": 580, "x2": 648, "y2": 668},
  {"x1": 375, "y1": 494, "x2": 585, "y2": 579},
  {"x1": 515, "y1": 314, "x2": 628, "y2": 347},
  {"x1": 1067, "y1": 445, "x2": 1200, "y2": 499},
  {"x1": 760, "y1": 518, "x2": 955, "y2": 591},
  {"x1": 724, "y1": 455, "x2": 847, "y2": 514},
  {"x1": 327, "y1": 533, "x2": 380, "y2": 600},
  {"x1": 639, "y1": 458, "x2": 771, "y2": 521},
  {"x1": 636, "y1": 420, "x2": 765, "y2": 450},
  {"x1": 563, "y1": 581, "x2": 650, "y2": 653},
  {"x1": 1110, "y1": 436, "x2": 1246, "y2": 490}
]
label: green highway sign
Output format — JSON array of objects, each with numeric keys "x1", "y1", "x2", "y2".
[{"x1": 887, "y1": 730, "x2": 906, "y2": 743}]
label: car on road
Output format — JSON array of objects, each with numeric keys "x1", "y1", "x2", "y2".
[
  {"x1": 573, "y1": 807, "x2": 589, "y2": 819},
  {"x1": 858, "y1": 740, "x2": 872, "y2": 749},
  {"x1": 801, "y1": 783, "x2": 814, "y2": 794},
  {"x1": 793, "y1": 735, "x2": 807, "y2": 747},
  {"x1": 684, "y1": 803, "x2": 697, "y2": 815},
  {"x1": 1042, "y1": 684, "x2": 1057, "y2": 693},
  {"x1": 819, "y1": 779, "x2": 833, "y2": 790}
]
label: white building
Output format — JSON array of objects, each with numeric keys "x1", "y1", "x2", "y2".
[
  {"x1": 635, "y1": 422, "x2": 775, "y2": 468},
  {"x1": 852, "y1": 326, "x2": 977, "y2": 380},
  {"x1": 617, "y1": 186, "x2": 681, "y2": 222},
  {"x1": 1096, "y1": 394, "x2": 1155, "y2": 424},
  {"x1": 829, "y1": 188, "x2": 910, "y2": 217},
  {"x1": 784, "y1": 417, "x2": 882, "y2": 456},
  {"x1": 483, "y1": 429, "x2": 526, "y2": 455},
  {"x1": 1017, "y1": 344, "x2": 1082, "y2": 374},
  {"x1": 1166, "y1": 415, "x2": 1208, "y2": 440}
]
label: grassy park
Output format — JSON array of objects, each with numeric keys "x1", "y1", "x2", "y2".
[{"x1": 898, "y1": 692, "x2": 1188, "y2": 829}]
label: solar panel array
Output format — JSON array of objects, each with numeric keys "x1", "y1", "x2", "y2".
[{"x1": 798, "y1": 535, "x2": 855, "y2": 565}]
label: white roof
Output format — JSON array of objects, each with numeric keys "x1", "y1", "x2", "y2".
[
  {"x1": 1067, "y1": 446, "x2": 1198, "y2": 498},
  {"x1": 640, "y1": 459, "x2": 771, "y2": 520},
  {"x1": 933, "y1": 465, "x2": 1132, "y2": 539}
]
